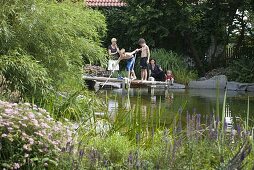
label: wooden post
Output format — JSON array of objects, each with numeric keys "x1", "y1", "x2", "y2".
[
  {"x1": 122, "y1": 78, "x2": 130, "y2": 94},
  {"x1": 148, "y1": 77, "x2": 156, "y2": 103}
]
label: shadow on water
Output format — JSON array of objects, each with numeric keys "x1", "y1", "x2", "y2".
[{"x1": 97, "y1": 88, "x2": 254, "y2": 123}]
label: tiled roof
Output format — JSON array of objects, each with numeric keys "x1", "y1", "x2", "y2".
[{"x1": 85, "y1": 0, "x2": 126, "y2": 7}]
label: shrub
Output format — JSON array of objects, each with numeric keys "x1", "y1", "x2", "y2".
[
  {"x1": 151, "y1": 49, "x2": 197, "y2": 84},
  {"x1": 0, "y1": 54, "x2": 51, "y2": 100},
  {"x1": 227, "y1": 56, "x2": 254, "y2": 83},
  {"x1": 0, "y1": 100, "x2": 75, "y2": 169},
  {"x1": 0, "y1": 0, "x2": 107, "y2": 99}
]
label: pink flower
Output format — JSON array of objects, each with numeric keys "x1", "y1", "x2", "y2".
[
  {"x1": 32, "y1": 119, "x2": 39, "y2": 127},
  {"x1": 4, "y1": 108, "x2": 14, "y2": 114},
  {"x1": 28, "y1": 112, "x2": 35, "y2": 119},
  {"x1": 28, "y1": 138, "x2": 34, "y2": 145},
  {"x1": 13, "y1": 163, "x2": 20, "y2": 169},
  {"x1": 41, "y1": 122, "x2": 50, "y2": 129}
]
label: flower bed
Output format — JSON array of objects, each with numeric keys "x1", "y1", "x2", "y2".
[{"x1": 0, "y1": 101, "x2": 75, "y2": 169}]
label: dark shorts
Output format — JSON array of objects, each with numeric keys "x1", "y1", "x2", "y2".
[
  {"x1": 126, "y1": 56, "x2": 135, "y2": 71},
  {"x1": 140, "y1": 57, "x2": 148, "y2": 69}
]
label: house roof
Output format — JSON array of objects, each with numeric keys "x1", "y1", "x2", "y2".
[{"x1": 85, "y1": 0, "x2": 126, "y2": 7}]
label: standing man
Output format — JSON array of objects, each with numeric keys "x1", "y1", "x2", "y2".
[{"x1": 108, "y1": 38, "x2": 120, "y2": 71}]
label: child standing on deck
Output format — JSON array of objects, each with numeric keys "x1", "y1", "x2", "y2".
[{"x1": 137, "y1": 38, "x2": 150, "y2": 81}]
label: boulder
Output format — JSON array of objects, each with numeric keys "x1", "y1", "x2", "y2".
[
  {"x1": 189, "y1": 75, "x2": 227, "y2": 89},
  {"x1": 198, "y1": 77, "x2": 207, "y2": 81},
  {"x1": 247, "y1": 85, "x2": 254, "y2": 92},
  {"x1": 226, "y1": 81, "x2": 248, "y2": 91}
]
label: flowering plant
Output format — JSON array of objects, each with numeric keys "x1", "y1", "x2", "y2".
[{"x1": 0, "y1": 101, "x2": 75, "y2": 169}]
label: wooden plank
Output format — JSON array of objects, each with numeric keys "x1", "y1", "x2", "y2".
[
  {"x1": 83, "y1": 76, "x2": 185, "y2": 88},
  {"x1": 83, "y1": 76, "x2": 122, "y2": 82}
]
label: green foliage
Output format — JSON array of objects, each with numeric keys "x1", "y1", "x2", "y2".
[
  {"x1": 0, "y1": 101, "x2": 75, "y2": 169},
  {"x1": 41, "y1": 90, "x2": 103, "y2": 121},
  {"x1": 0, "y1": 53, "x2": 51, "y2": 99},
  {"x1": 0, "y1": 0, "x2": 107, "y2": 99},
  {"x1": 227, "y1": 57, "x2": 254, "y2": 83},
  {"x1": 88, "y1": 133, "x2": 133, "y2": 167},
  {"x1": 151, "y1": 49, "x2": 197, "y2": 84},
  {"x1": 102, "y1": 0, "x2": 253, "y2": 74}
]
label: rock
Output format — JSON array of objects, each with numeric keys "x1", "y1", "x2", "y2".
[
  {"x1": 198, "y1": 77, "x2": 207, "y2": 81},
  {"x1": 189, "y1": 75, "x2": 227, "y2": 89},
  {"x1": 247, "y1": 85, "x2": 254, "y2": 92},
  {"x1": 227, "y1": 81, "x2": 249, "y2": 91}
]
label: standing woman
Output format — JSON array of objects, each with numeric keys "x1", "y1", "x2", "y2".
[{"x1": 108, "y1": 38, "x2": 120, "y2": 71}]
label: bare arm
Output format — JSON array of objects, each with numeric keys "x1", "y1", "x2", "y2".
[
  {"x1": 120, "y1": 50, "x2": 137, "y2": 60},
  {"x1": 147, "y1": 46, "x2": 150, "y2": 63}
]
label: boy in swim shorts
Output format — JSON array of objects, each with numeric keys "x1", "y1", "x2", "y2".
[{"x1": 137, "y1": 38, "x2": 150, "y2": 81}]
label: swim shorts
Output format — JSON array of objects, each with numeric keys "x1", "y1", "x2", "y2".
[
  {"x1": 126, "y1": 56, "x2": 135, "y2": 71},
  {"x1": 140, "y1": 57, "x2": 148, "y2": 69}
]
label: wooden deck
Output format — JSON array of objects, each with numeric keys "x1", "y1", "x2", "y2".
[{"x1": 84, "y1": 76, "x2": 186, "y2": 89}]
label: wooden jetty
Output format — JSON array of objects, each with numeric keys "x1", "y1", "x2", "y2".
[{"x1": 83, "y1": 76, "x2": 185, "y2": 90}]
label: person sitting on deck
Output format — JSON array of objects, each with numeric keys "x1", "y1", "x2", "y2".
[
  {"x1": 148, "y1": 59, "x2": 165, "y2": 81},
  {"x1": 165, "y1": 70, "x2": 174, "y2": 85},
  {"x1": 119, "y1": 48, "x2": 139, "y2": 80}
]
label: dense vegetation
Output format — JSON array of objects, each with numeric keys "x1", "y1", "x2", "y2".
[
  {"x1": 0, "y1": 0, "x2": 254, "y2": 169},
  {"x1": 102, "y1": 0, "x2": 254, "y2": 77},
  {"x1": 0, "y1": 0, "x2": 107, "y2": 100}
]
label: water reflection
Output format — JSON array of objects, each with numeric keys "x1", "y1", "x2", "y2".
[{"x1": 100, "y1": 88, "x2": 254, "y2": 121}]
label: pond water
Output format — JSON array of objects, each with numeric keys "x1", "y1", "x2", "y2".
[{"x1": 97, "y1": 88, "x2": 254, "y2": 123}]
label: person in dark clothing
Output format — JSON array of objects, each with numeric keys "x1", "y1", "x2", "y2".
[
  {"x1": 107, "y1": 38, "x2": 120, "y2": 71},
  {"x1": 148, "y1": 59, "x2": 165, "y2": 81}
]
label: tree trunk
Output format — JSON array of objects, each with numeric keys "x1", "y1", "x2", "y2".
[{"x1": 184, "y1": 33, "x2": 206, "y2": 75}]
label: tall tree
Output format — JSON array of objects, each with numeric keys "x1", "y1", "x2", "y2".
[{"x1": 109, "y1": 0, "x2": 251, "y2": 75}]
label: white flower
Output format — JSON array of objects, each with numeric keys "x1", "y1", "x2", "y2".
[{"x1": 1, "y1": 134, "x2": 7, "y2": 138}]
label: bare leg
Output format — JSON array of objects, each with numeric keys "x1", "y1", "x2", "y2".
[
  {"x1": 144, "y1": 69, "x2": 147, "y2": 80},
  {"x1": 131, "y1": 71, "x2": 137, "y2": 80},
  {"x1": 141, "y1": 70, "x2": 144, "y2": 81},
  {"x1": 127, "y1": 70, "x2": 131, "y2": 80}
]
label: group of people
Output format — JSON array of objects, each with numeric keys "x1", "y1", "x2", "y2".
[{"x1": 107, "y1": 38, "x2": 174, "y2": 85}]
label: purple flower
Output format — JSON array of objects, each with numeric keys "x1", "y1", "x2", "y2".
[
  {"x1": 196, "y1": 114, "x2": 201, "y2": 130},
  {"x1": 186, "y1": 111, "x2": 190, "y2": 137},
  {"x1": 128, "y1": 152, "x2": 133, "y2": 165},
  {"x1": 79, "y1": 149, "x2": 84, "y2": 158}
]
